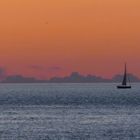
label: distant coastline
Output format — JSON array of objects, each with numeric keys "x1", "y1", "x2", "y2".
[{"x1": 1, "y1": 72, "x2": 140, "y2": 83}]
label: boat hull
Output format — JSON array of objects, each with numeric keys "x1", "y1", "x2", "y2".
[{"x1": 117, "y1": 85, "x2": 131, "y2": 89}]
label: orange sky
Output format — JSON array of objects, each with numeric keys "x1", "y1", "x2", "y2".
[{"x1": 0, "y1": 0, "x2": 140, "y2": 79}]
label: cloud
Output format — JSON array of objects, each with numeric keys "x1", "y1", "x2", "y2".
[
  {"x1": 47, "y1": 66, "x2": 62, "y2": 71},
  {"x1": 29, "y1": 65, "x2": 45, "y2": 71},
  {"x1": 0, "y1": 67, "x2": 5, "y2": 74},
  {"x1": 29, "y1": 65, "x2": 63, "y2": 72},
  {"x1": 0, "y1": 67, "x2": 6, "y2": 80},
  {"x1": 28, "y1": 64, "x2": 62, "y2": 72}
]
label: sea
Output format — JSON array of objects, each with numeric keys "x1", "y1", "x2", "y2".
[{"x1": 0, "y1": 83, "x2": 140, "y2": 140}]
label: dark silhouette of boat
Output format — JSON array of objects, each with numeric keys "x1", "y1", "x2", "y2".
[{"x1": 117, "y1": 63, "x2": 131, "y2": 89}]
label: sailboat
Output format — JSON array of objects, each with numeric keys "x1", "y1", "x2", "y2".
[{"x1": 117, "y1": 63, "x2": 131, "y2": 89}]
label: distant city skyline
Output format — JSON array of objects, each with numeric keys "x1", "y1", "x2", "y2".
[
  {"x1": 1, "y1": 72, "x2": 140, "y2": 83},
  {"x1": 0, "y1": 63, "x2": 137, "y2": 80}
]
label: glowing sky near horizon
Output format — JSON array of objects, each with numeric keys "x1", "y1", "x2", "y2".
[{"x1": 0, "y1": 0, "x2": 140, "y2": 78}]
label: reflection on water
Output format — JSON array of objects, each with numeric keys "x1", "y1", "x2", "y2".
[{"x1": 0, "y1": 83, "x2": 139, "y2": 139}]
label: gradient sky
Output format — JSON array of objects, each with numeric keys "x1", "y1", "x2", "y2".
[{"x1": 0, "y1": 0, "x2": 140, "y2": 79}]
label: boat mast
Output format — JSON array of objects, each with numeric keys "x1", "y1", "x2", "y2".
[{"x1": 122, "y1": 63, "x2": 127, "y2": 85}]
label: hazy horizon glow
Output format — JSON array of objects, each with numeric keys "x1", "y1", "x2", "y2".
[{"x1": 0, "y1": 0, "x2": 140, "y2": 78}]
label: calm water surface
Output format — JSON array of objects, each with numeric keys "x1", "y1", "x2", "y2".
[{"x1": 0, "y1": 83, "x2": 139, "y2": 140}]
